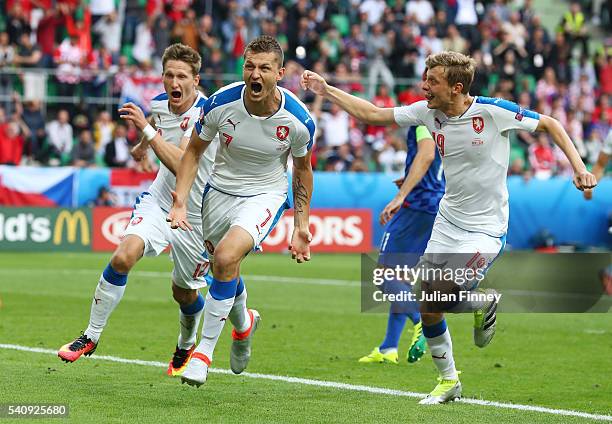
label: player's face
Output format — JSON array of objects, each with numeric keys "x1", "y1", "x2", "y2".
[
  {"x1": 243, "y1": 51, "x2": 284, "y2": 103},
  {"x1": 163, "y1": 60, "x2": 200, "y2": 110},
  {"x1": 422, "y1": 66, "x2": 452, "y2": 110}
]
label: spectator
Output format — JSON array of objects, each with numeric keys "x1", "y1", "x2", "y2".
[
  {"x1": 405, "y1": 0, "x2": 435, "y2": 27},
  {"x1": 360, "y1": 0, "x2": 386, "y2": 27},
  {"x1": 93, "y1": 110, "x2": 115, "y2": 155},
  {"x1": 560, "y1": 2, "x2": 589, "y2": 55},
  {"x1": 13, "y1": 32, "x2": 44, "y2": 102},
  {"x1": 22, "y1": 100, "x2": 46, "y2": 163},
  {"x1": 366, "y1": 23, "x2": 394, "y2": 99},
  {"x1": 132, "y1": 16, "x2": 155, "y2": 65},
  {"x1": 529, "y1": 134, "x2": 555, "y2": 179},
  {"x1": 320, "y1": 103, "x2": 350, "y2": 149},
  {"x1": 54, "y1": 34, "x2": 86, "y2": 99},
  {"x1": 104, "y1": 122, "x2": 131, "y2": 167},
  {"x1": 45, "y1": 109, "x2": 73, "y2": 164},
  {"x1": 378, "y1": 133, "x2": 407, "y2": 174},
  {"x1": 92, "y1": 11, "x2": 121, "y2": 59},
  {"x1": 443, "y1": 24, "x2": 468, "y2": 54},
  {"x1": 0, "y1": 32, "x2": 15, "y2": 113},
  {"x1": 72, "y1": 129, "x2": 96, "y2": 167},
  {"x1": 92, "y1": 186, "x2": 117, "y2": 206},
  {"x1": 36, "y1": 7, "x2": 65, "y2": 68}
]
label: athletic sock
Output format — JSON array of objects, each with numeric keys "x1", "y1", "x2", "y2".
[
  {"x1": 193, "y1": 277, "x2": 238, "y2": 362},
  {"x1": 423, "y1": 319, "x2": 457, "y2": 380},
  {"x1": 84, "y1": 263, "x2": 127, "y2": 343},
  {"x1": 407, "y1": 311, "x2": 421, "y2": 326},
  {"x1": 379, "y1": 312, "x2": 408, "y2": 350},
  {"x1": 228, "y1": 277, "x2": 250, "y2": 334},
  {"x1": 177, "y1": 292, "x2": 205, "y2": 350}
]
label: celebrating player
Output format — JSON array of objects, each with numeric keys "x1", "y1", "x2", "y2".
[
  {"x1": 359, "y1": 125, "x2": 443, "y2": 365},
  {"x1": 58, "y1": 44, "x2": 218, "y2": 377},
  {"x1": 301, "y1": 51, "x2": 596, "y2": 403},
  {"x1": 167, "y1": 35, "x2": 315, "y2": 387}
]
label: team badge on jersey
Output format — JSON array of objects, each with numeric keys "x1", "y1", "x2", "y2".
[
  {"x1": 276, "y1": 125, "x2": 290, "y2": 140},
  {"x1": 472, "y1": 117, "x2": 484, "y2": 134},
  {"x1": 180, "y1": 116, "x2": 190, "y2": 130}
]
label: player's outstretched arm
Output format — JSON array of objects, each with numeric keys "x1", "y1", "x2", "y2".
[
  {"x1": 119, "y1": 102, "x2": 186, "y2": 174},
  {"x1": 300, "y1": 70, "x2": 395, "y2": 126},
  {"x1": 536, "y1": 115, "x2": 597, "y2": 191},
  {"x1": 289, "y1": 151, "x2": 313, "y2": 263},
  {"x1": 380, "y1": 134, "x2": 436, "y2": 225},
  {"x1": 167, "y1": 128, "x2": 211, "y2": 231}
]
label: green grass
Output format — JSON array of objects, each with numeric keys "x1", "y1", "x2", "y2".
[{"x1": 0, "y1": 252, "x2": 611, "y2": 423}]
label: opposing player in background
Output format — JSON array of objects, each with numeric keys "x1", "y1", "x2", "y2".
[
  {"x1": 359, "y1": 124, "x2": 443, "y2": 365},
  {"x1": 302, "y1": 51, "x2": 596, "y2": 403},
  {"x1": 58, "y1": 44, "x2": 218, "y2": 377},
  {"x1": 168, "y1": 35, "x2": 315, "y2": 387}
]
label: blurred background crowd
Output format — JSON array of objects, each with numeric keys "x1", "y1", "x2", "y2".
[{"x1": 0, "y1": 0, "x2": 610, "y2": 178}]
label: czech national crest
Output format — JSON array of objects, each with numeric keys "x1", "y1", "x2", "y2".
[
  {"x1": 472, "y1": 117, "x2": 484, "y2": 134},
  {"x1": 276, "y1": 125, "x2": 289, "y2": 140}
]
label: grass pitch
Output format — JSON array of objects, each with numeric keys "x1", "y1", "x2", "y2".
[{"x1": 0, "y1": 252, "x2": 610, "y2": 423}]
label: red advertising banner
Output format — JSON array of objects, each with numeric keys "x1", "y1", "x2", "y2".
[
  {"x1": 261, "y1": 209, "x2": 372, "y2": 253},
  {"x1": 92, "y1": 207, "x2": 372, "y2": 253},
  {"x1": 92, "y1": 207, "x2": 132, "y2": 252}
]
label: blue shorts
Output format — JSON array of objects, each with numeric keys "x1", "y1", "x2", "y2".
[{"x1": 378, "y1": 207, "x2": 436, "y2": 267}]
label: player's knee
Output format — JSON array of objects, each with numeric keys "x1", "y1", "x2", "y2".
[
  {"x1": 212, "y1": 248, "x2": 240, "y2": 275},
  {"x1": 110, "y1": 250, "x2": 138, "y2": 274},
  {"x1": 172, "y1": 284, "x2": 197, "y2": 305}
]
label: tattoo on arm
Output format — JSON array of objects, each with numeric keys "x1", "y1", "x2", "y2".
[{"x1": 293, "y1": 176, "x2": 308, "y2": 215}]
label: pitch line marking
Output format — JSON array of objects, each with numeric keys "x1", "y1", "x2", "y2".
[{"x1": 1, "y1": 343, "x2": 611, "y2": 422}]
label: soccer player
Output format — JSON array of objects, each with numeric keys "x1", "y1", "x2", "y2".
[
  {"x1": 301, "y1": 51, "x2": 596, "y2": 403},
  {"x1": 58, "y1": 44, "x2": 218, "y2": 377},
  {"x1": 359, "y1": 125, "x2": 443, "y2": 365},
  {"x1": 167, "y1": 35, "x2": 315, "y2": 387}
]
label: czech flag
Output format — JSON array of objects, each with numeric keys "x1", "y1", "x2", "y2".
[{"x1": 0, "y1": 166, "x2": 76, "y2": 207}]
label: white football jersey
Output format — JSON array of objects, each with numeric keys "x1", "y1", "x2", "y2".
[
  {"x1": 195, "y1": 82, "x2": 315, "y2": 196},
  {"x1": 394, "y1": 97, "x2": 540, "y2": 237},
  {"x1": 147, "y1": 91, "x2": 218, "y2": 218}
]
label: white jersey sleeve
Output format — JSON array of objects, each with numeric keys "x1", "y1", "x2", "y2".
[
  {"x1": 476, "y1": 97, "x2": 540, "y2": 133},
  {"x1": 602, "y1": 129, "x2": 612, "y2": 156},
  {"x1": 393, "y1": 101, "x2": 429, "y2": 128},
  {"x1": 283, "y1": 90, "x2": 315, "y2": 158},
  {"x1": 195, "y1": 97, "x2": 221, "y2": 142}
]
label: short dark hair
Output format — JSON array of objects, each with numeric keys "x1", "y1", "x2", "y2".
[
  {"x1": 162, "y1": 43, "x2": 202, "y2": 76},
  {"x1": 244, "y1": 35, "x2": 284, "y2": 68}
]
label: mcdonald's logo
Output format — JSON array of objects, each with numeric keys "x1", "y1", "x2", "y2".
[{"x1": 53, "y1": 210, "x2": 90, "y2": 245}]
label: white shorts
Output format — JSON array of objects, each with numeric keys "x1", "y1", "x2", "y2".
[
  {"x1": 419, "y1": 213, "x2": 506, "y2": 289},
  {"x1": 201, "y1": 185, "x2": 290, "y2": 258},
  {"x1": 123, "y1": 192, "x2": 209, "y2": 290}
]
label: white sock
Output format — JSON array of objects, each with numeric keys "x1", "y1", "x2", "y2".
[
  {"x1": 426, "y1": 328, "x2": 457, "y2": 380},
  {"x1": 177, "y1": 293, "x2": 205, "y2": 350},
  {"x1": 229, "y1": 285, "x2": 250, "y2": 334},
  {"x1": 194, "y1": 291, "x2": 235, "y2": 361},
  {"x1": 84, "y1": 266, "x2": 127, "y2": 343}
]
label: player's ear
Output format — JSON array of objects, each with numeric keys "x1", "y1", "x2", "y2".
[
  {"x1": 277, "y1": 66, "x2": 285, "y2": 81},
  {"x1": 452, "y1": 82, "x2": 464, "y2": 95},
  {"x1": 194, "y1": 73, "x2": 200, "y2": 87}
]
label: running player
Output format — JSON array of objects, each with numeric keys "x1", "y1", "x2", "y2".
[
  {"x1": 58, "y1": 44, "x2": 218, "y2": 377},
  {"x1": 301, "y1": 51, "x2": 596, "y2": 403},
  {"x1": 359, "y1": 125, "x2": 443, "y2": 365},
  {"x1": 167, "y1": 36, "x2": 315, "y2": 387}
]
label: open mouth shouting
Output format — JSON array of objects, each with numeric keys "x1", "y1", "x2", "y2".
[
  {"x1": 170, "y1": 90, "x2": 182, "y2": 101},
  {"x1": 250, "y1": 82, "x2": 263, "y2": 95}
]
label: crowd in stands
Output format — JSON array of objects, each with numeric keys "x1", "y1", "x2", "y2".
[{"x1": 0, "y1": 0, "x2": 610, "y2": 179}]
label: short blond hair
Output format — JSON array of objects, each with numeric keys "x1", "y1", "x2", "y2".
[
  {"x1": 425, "y1": 51, "x2": 476, "y2": 94},
  {"x1": 162, "y1": 43, "x2": 202, "y2": 76}
]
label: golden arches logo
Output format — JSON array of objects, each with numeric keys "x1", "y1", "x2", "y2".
[{"x1": 53, "y1": 210, "x2": 90, "y2": 245}]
